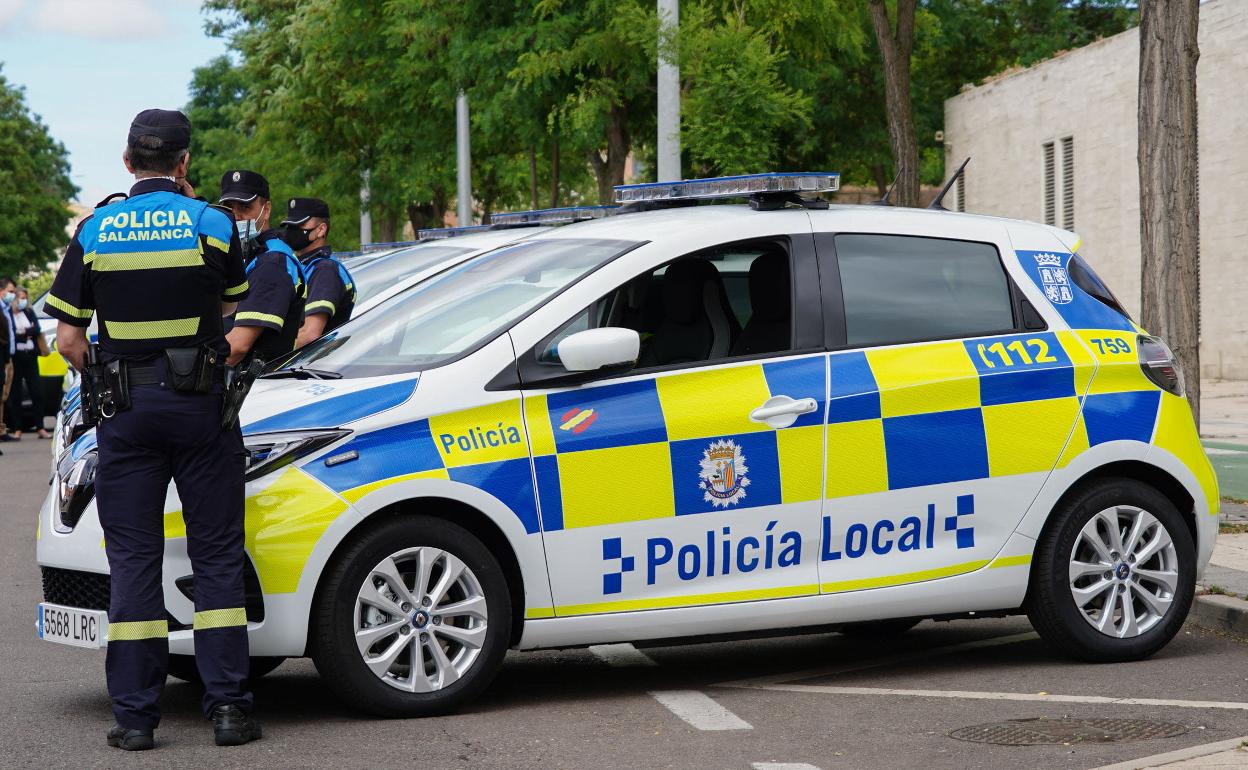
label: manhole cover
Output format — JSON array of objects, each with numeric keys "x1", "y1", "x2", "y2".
[{"x1": 949, "y1": 718, "x2": 1188, "y2": 745}]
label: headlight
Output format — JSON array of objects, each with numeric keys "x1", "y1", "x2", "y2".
[
  {"x1": 55, "y1": 448, "x2": 98, "y2": 531},
  {"x1": 244, "y1": 429, "x2": 351, "y2": 481}
]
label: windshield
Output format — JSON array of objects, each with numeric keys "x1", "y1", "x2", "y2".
[
  {"x1": 279, "y1": 237, "x2": 638, "y2": 378},
  {"x1": 351, "y1": 243, "x2": 476, "y2": 305}
]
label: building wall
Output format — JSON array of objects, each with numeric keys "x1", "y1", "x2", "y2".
[{"x1": 944, "y1": 0, "x2": 1248, "y2": 379}]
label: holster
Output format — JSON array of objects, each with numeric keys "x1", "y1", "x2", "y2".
[
  {"x1": 80, "y1": 344, "x2": 131, "y2": 425},
  {"x1": 163, "y1": 346, "x2": 219, "y2": 393},
  {"x1": 221, "y1": 355, "x2": 265, "y2": 430}
]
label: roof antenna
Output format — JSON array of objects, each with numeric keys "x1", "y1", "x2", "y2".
[
  {"x1": 928, "y1": 157, "x2": 970, "y2": 211},
  {"x1": 870, "y1": 171, "x2": 900, "y2": 206}
]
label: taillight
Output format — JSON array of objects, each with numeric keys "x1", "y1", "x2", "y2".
[{"x1": 1138, "y1": 335, "x2": 1183, "y2": 396}]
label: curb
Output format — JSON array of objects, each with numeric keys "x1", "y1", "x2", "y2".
[{"x1": 1190, "y1": 593, "x2": 1248, "y2": 638}]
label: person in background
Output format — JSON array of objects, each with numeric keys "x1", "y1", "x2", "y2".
[
  {"x1": 281, "y1": 198, "x2": 355, "y2": 347},
  {"x1": 5, "y1": 287, "x2": 50, "y2": 439},
  {"x1": 0, "y1": 276, "x2": 15, "y2": 445}
]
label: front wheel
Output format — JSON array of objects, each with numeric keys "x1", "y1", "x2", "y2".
[
  {"x1": 1027, "y1": 478, "x2": 1195, "y2": 662},
  {"x1": 310, "y1": 515, "x2": 512, "y2": 717}
]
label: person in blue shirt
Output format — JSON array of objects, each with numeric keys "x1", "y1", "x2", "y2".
[
  {"x1": 218, "y1": 170, "x2": 306, "y2": 363},
  {"x1": 45, "y1": 109, "x2": 262, "y2": 751},
  {"x1": 281, "y1": 198, "x2": 355, "y2": 347}
]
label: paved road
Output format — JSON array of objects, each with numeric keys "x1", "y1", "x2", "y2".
[{"x1": 4, "y1": 434, "x2": 1247, "y2": 770}]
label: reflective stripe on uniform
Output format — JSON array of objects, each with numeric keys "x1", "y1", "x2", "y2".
[
  {"x1": 205, "y1": 236, "x2": 231, "y2": 253},
  {"x1": 222, "y1": 280, "x2": 249, "y2": 299},
  {"x1": 92, "y1": 248, "x2": 203, "y2": 271},
  {"x1": 305, "y1": 299, "x2": 336, "y2": 314},
  {"x1": 104, "y1": 317, "x2": 200, "y2": 339},
  {"x1": 109, "y1": 619, "x2": 169, "y2": 641},
  {"x1": 235, "y1": 311, "x2": 284, "y2": 327},
  {"x1": 193, "y1": 607, "x2": 247, "y2": 630},
  {"x1": 45, "y1": 293, "x2": 93, "y2": 319}
]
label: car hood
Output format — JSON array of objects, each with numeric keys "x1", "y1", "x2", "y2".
[{"x1": 240, "y1": 374, "x2": 420, "y2": 434}]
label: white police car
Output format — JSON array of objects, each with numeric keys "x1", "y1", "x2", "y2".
[{"x1": 36, "y1": 173, "x2": 1217, "y2": 717}]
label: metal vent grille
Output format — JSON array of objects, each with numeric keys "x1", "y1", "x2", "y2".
[
  {"x1": 1043, "y1": 141, "x2": 1056, "y2": 225},
  {"x1": 42, "y1": 567, "x2": 110, "y2": 611},
  {"x1": 1061, "y1": 136, "x2": 1075, "y2": 230},
  {"x1": 950, "y1": 718, "x2": 1188, "y2": 746}
]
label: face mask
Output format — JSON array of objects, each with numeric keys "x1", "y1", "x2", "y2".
[
  {"x1": 2, "y1": 292, "x2": 13, "y2": 304},
  {"x1": 283, "y1": 224, "x2": 314, "y2": 251},
  {"x1": 235, "y1": 218, "x2": 258, "y2": 243},
  {"x1": 17, "y1": 299, "x2": 27, "y2": 311}
]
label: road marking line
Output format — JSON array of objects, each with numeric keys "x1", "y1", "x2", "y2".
[
  {"x1": 752, "y1": 764, "x2": 822, "y2": 770},
  {"x1": 589, "y1": 643, "x2": 658, "y2": 667},
  {"x1": 717, "y1": 631, "x2": 1039, "y2": 690},
  {"x1": 650, "y1": 690, "x2": 752, "y2": 731},
  {"x1": 736, "y1": 684, "x2": 1248, "y2": 711},
  {"x1": 1088, "y1": 734, "x2": 1248, "y2": 770}
]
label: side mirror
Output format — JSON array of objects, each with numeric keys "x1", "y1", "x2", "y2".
[{"x1": 557, "y1": 327, "x2": 640, "y2": 372}]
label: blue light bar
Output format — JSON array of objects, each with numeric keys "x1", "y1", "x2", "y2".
[
  {"x1": 614, "y1": 172, "x2": 840, "y2": 204},
  {"x1": 362, "y1": 240, "x2": 420, "y2": 252},
  {"x1": 417, "y1": 224, "x2": 495, "y2": 240},
  {"x1": 490, "y1": 205, "x2": 619, "y2": 226}
]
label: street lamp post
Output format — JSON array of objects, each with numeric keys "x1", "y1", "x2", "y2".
[
  {"x1": 456, "y1": 91, "x2": 472, "y2": 226},
  {"x1": 657, "y1": 0, "x2": 680, "y2": 182}
]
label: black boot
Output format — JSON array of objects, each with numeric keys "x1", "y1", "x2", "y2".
[
  {"x1": 106, "y1": 725, "x2": 155, "y2": 751},
  {"x1": 211, "y1": 704, "x2": 262, "y2": 746}
]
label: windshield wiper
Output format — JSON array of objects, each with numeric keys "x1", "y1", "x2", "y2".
[{"x1": 261, "y1": 366, "x2": 343, "y2": 380}]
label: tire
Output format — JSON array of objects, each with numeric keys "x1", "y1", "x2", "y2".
[
  {"x1": 167, "y1": 655, "x2": 285, "y2": 683},
  {"x1": 1027, "y1": 477, "x2": 1195, "y2": 662},
  {"x1": 310, "y1": 515, "x2": 511, "y2": 718},
  {"x1": 839, "y1": 618, "x2": 920, "y2": 638}
]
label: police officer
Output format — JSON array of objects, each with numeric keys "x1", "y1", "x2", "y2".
[
  {"x1": 44, "y1": 109, "x2": 262, "y2": 751},
  {"x1": 282, "y1": 198, "x2": 356, "y2": 347},
  {"x1": 218, "y1": 170, "x2": 306, "y2": 364}
]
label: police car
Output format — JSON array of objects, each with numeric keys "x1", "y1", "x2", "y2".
[{"x1": 36, "y1": 173, "x2": 1217, "y2": 717}]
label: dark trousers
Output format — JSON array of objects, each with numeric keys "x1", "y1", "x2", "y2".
[
  {"x1": 95, "y1": 383, "x2": 252, "y2": 730},
  {"x1": 5, "y1": 350, "x2": 41, "y2": 431}
]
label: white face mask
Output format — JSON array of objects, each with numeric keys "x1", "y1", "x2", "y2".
[{"x1": 2, "y1": 292, "x2": 13, "y2": 304}]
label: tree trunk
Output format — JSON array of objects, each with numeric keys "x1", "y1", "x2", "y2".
[
  {"x1": 549, "y1": 123, "x2": 561, "y2": 208},
  {"x1": 406, "y1": 187, "x2": 449, "y2": 235},
  {"x1": 1139, "y1": 0, "x2": 1201, "y2": 424},
  {"x1": 528, "y1": 144, "x2": 539, "y2": 210},
  {"x1": 868, "y1": 0, "x2": 920, "y2": 208},
  {"x1": 587, "y1": 105, "x2": 631, "y2": 205},
  {"x1": 377, "y1": 211, "x2": 398, "y2": 243},
  {"x1": 871, "y1": 163, "x2": 888, "y2": 198}
]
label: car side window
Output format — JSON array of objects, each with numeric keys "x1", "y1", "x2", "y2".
[
  {"x1": 537, "y1": 240, "x2": 795, "y2": 369},
  {"x1": 835, "y1": 234, "x2": 1015, "y2": 347}
]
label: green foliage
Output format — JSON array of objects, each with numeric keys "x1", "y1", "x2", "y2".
[
  {"x1": 0, "y1": 67, "x2": 76, "y2": 279},
  {"x1": 185, "y1": 0, "x2": 1138, "y2": 227}
]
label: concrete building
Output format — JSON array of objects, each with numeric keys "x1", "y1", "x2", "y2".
[{"x1": 943, "y1": 0, "x2": 1248, "y2": 379}]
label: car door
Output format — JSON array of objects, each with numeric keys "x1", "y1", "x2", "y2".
[
  {"x1": 518, "y1": 235, "x2": 828, "y2": 618},
  {"x1": 813, "y1": 228, "x2": 1085, "y2": 594}
]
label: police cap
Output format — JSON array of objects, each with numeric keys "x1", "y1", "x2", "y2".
[
  {"x1": 282, "y1": 197, "x2": 330, "y2": 225},
  {"x1": 127, "y1": 109, "x2": 192, "y2": 151},
  {"x1": 219, "y1": 169, "x2": 271, "y2": 204}
]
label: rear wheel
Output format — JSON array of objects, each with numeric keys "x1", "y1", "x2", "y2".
[
  {"x1": 310, "y1": 515, "x2": 511, "y2": 717},
  {"x1": 1027, "y1": 478, "x2": 1195, "y2": 662}
]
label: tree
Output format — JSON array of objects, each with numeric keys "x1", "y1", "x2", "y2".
[
  {"x1": 1138, "y1": 0, "x2": 1200, "y2": 422},
  {"x1": 0, "y1": 67, "x2": 76, "y2": 279},
  {"x1": 868, "y1": 0, "x2": 920, "y2": 206}
]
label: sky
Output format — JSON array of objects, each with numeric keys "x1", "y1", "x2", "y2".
[{"x1": 0, "y1": 0, "x2": 229, "y2": 206}]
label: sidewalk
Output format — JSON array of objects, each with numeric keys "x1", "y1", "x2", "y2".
[{"x1": 1193, "y1": 380, "x2": 1248, "y2": 638}]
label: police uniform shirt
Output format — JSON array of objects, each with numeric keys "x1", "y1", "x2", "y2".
[
  {"x1": 233, "y1": 235, "x2": 305, "y2": 360},
  {"x1": 302, "y1": 247, "x2": 356, "y2": 333},
  {"x1": 45, "y1": 178, "x2": 249, "y2": 361}
]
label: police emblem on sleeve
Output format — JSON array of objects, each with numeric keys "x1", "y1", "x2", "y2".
[
  {"x1": 1035, "y1": 252, "x2": 1073, "y2": 305},
  {"x1": 699, "y1": 439, "x2": 749, "y2": 507}
]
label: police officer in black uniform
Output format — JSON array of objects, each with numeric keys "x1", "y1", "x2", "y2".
[
  {"x1": 45, "y1": 109, "x2": 262, "y2": 751},
  {"x1": 218, "y1": 170, "x2": 307, "y2": 364},
  {"x1": 284, "y1": 198, "x2": 356, "y2": 347}
]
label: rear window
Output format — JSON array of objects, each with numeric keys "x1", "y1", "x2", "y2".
[
  {"x1": 1068, "y1": 252, "x2": 1130, "y2": 318},
  {"x1": 835, "y1": 234, "x2": 1015, "y2": 347}
]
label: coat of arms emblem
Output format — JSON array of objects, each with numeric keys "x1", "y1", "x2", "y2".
[{"x1": 699, "y1": 439, "x2": 749, "y2": 507}]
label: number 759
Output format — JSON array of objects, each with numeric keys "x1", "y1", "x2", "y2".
[{"x1": 1090, "y1": 337, "x2": 1132, "y2": 355}]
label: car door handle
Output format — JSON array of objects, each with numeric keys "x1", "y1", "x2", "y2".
[{"x1": 749, "y1": 396, "x2": 818, "y2": 429}]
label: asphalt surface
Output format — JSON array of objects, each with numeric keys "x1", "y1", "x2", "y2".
[{"x1": 4, "y1": 431, "x2": 1248, "y2": 770}]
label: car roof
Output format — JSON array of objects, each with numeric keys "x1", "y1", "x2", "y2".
[{"x1": 528, "y1": 202, "x2": 1072, "y2": 250}]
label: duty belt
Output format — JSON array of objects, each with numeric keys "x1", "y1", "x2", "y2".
[{"x1": 126, "y1": 362, "x2": 225, "y2": 387}]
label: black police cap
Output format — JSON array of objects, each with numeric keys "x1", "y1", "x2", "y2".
[
  {"x1": 219, "y1": 169, "x2": 271, "y2": 204},
  {"x1": 282, "y1": 197, "x2": 331, "y2": 225},
  {"x1": 127, "y1": 109, "x2": 192, "y2": 151}
]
